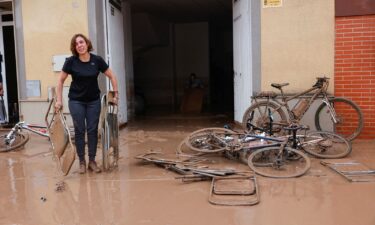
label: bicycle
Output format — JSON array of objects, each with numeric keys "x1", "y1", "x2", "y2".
[
  {"x1": 0, "y1": 95, "x2": 68, "y2": 152},
  {"x1": 242, "y1": 77, "x2": 363, "y2": 141},
  {"x1": 0, "y1": 121, "x2": 49, "y2": 152},
  {"x1": 182, "y1": 125, "x2": 351, "y2": 178},
  {"x1": 247, "y1": 127, "x2": 352, "y2": 178}
]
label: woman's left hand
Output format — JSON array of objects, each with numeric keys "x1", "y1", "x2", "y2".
[
  {"x1": 113, "y1": 97, "x2": 118, "y2": 105},
  {"x1": 110, "y1": 96, "x2": 118, "y2": 105}
]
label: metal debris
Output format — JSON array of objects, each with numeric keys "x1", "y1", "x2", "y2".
[
  {"x1": 136, "y1": 151, "x2": 260, "y2": 206},
  {"x1": 136, "y1": 152, "x2": 251, "y2": 182},
  {"x1": 321, "y1": 160, "x2": 375, "y2": 182},
  {"x1": 55, "y1": 181, "x2": 66, "y2": 192},
  {"x1": 209, "y1": 175, "x2": 260, "y2": 206}
]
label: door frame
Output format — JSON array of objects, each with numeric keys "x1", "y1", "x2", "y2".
[
  {"x1": 232, "y1": 0, "x2": 261, "y2": 122},
  {"x1": 103, "y1": 0, "x2": 128, "y2": 124},
  {"x1": 0, "y1": 8, "x2": 16, "y2": 123}
]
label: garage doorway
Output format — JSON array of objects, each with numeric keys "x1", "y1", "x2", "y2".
[{"x1": 128, "y1": 0, "x2": 234, "y2": 117}]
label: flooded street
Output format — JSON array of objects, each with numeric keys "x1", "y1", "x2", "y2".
[{"x1": 1, "y1": 115, "x2": 375, "y2": 225}]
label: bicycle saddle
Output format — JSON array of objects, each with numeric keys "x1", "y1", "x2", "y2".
[
  {"x1": 271, "y1": 83, "x2": 289, "y2": 89},
  {"x1": 283, "y1": 124, "x2": 309, "y2": 131}
]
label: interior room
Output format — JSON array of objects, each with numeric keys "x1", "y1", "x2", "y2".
[{"x1": 128, "y1": 0, "x2": 234, "y2": 116}]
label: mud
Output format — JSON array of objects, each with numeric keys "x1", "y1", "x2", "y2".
[{"x1": 1, "y1": 115, "x2": 375, "y2": 225}]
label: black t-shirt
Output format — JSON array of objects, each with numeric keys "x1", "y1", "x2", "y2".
[{"x1": 62, "y1": 53, "x2": 109, "y2": 102}]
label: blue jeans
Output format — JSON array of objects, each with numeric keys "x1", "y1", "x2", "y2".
[{"x1": 69, "y1": 99, "x2": 101, "y2": 162}]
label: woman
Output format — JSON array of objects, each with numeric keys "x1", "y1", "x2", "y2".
[{"x1": 55, "y1": 33, "x2": 119, "y2": 174}]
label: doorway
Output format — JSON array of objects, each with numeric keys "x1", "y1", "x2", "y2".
[
  {"x1": 128, "y1": 0, "x2": 233, "y2": 116},
  {"x1": 0, "y1": 1, "x2": 18, "y2": 125}
]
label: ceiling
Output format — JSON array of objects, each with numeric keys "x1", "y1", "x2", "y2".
[{"x1": 127, "y1": 0, "x2": 232, "y2": 22}]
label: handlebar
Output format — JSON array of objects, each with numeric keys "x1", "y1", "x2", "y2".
[{"x1": 313, "y1": 76, "x2": 330, "y2": 88}]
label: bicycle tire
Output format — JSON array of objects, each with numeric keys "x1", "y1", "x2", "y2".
[
  {"x1": 315, "y1": 97, "x2": 363, "y2": 141},
  {"x1": 242, "y1": 101, "x2": 288, "y2": 134},
  {"x1": 247, "y1": 146, "x2": 311, "y2": 178},
  {"x1": 301, "y1": 131, "x2": 352, "y2": 159},
  {"x1": 0, "y1": 132, "x2": 30, "y2": 152},
  {"x1": 185, "y1": 128, "x2": 236, "y2": 153}
]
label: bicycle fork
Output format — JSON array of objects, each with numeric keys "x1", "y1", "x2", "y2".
[
  {"x1": 5, "y1": 122, "x2": 25, "y2": 145},
  {"x1": 273, "y1": 143, "x2": 287, "y2": 169},
  {"x1": 5, "y1": 128, "x2": 18, "y2": 145},
  {"x1": 322, "y1": 98, "x2": 339, "y2": 124}
]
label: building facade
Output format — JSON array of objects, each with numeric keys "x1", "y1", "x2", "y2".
[{"x1": 1, "y1": 0, "x2": 374, "y2": 138}]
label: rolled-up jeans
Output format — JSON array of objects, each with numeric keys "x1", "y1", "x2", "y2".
[{"x1": 68, "y1": 99, "x2": 101, "y2": 162}]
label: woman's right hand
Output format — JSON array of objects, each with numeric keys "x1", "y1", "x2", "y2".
[{"x1": 55, "y1": 101, "x2": 63, "y2": 112}]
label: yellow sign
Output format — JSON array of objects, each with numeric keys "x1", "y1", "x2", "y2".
[{"x1": 263, "y1": 0, "x2": 282, "y2": 8}]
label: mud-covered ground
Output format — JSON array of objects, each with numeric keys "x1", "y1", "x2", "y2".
[{"x1": 1, "y1": 114, "x2": 375, "y2": 225}]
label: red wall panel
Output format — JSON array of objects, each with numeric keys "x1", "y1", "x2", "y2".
[{"x1": 335, "y1": 15, "x2": 375, "y2": 139}]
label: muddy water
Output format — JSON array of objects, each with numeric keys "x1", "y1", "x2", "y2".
[{"x1": 1, "y1": 116, "x2": 375, "y2": 225}]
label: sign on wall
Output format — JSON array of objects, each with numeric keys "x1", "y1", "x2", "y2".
[
  {"x1": 26, "y1": 80, "x2": 41, "y2": 97},
  {"x1": 263, "y1": 0, "x2": 282, "y2": 8},
  {"x1": 52, "y1": 55, "x2": 71, "y2": 72}
]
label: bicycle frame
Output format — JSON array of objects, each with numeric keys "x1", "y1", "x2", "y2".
[
  {"x1": 18, "y1": 122, "x2": 49, "y2": 137},
  {"x1": 227, "y1": 128, "x2": 345, "y2": 159},
  {"x1": 253, "y1": 77, "x2": 338, "y2": 124},
  {"x1": 4, "y1": 122, "x2": 48, "y2": 144},
  {"x1": 4, "y1": 96, "x2": 55, "y2": 144},
  {"x1": 239, "y1": 129, "x2": 304, "y2": 151},
  {"x1": 210, "y1": 129, "x2": 294, "y2": 153}
]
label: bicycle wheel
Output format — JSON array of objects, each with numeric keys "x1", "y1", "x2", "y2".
[
  {"x1": 247, "y1": 147, "x2": 310, "y2": 178},
  {"x1": 0, "y1": 132, "x2": 29, "y2": 152},
  {"x1": 185, "y1": 128, "x2": 237, "y2": 153},
  {"x1": 315, "y1": 97, "x2": 363, "y2": 141},
  {"x1": 242, "y1": 101, "x2": 288, "y2": 134},
  {"x1": 300, "y1": 131, "x2": 351, "y2": 159}
]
